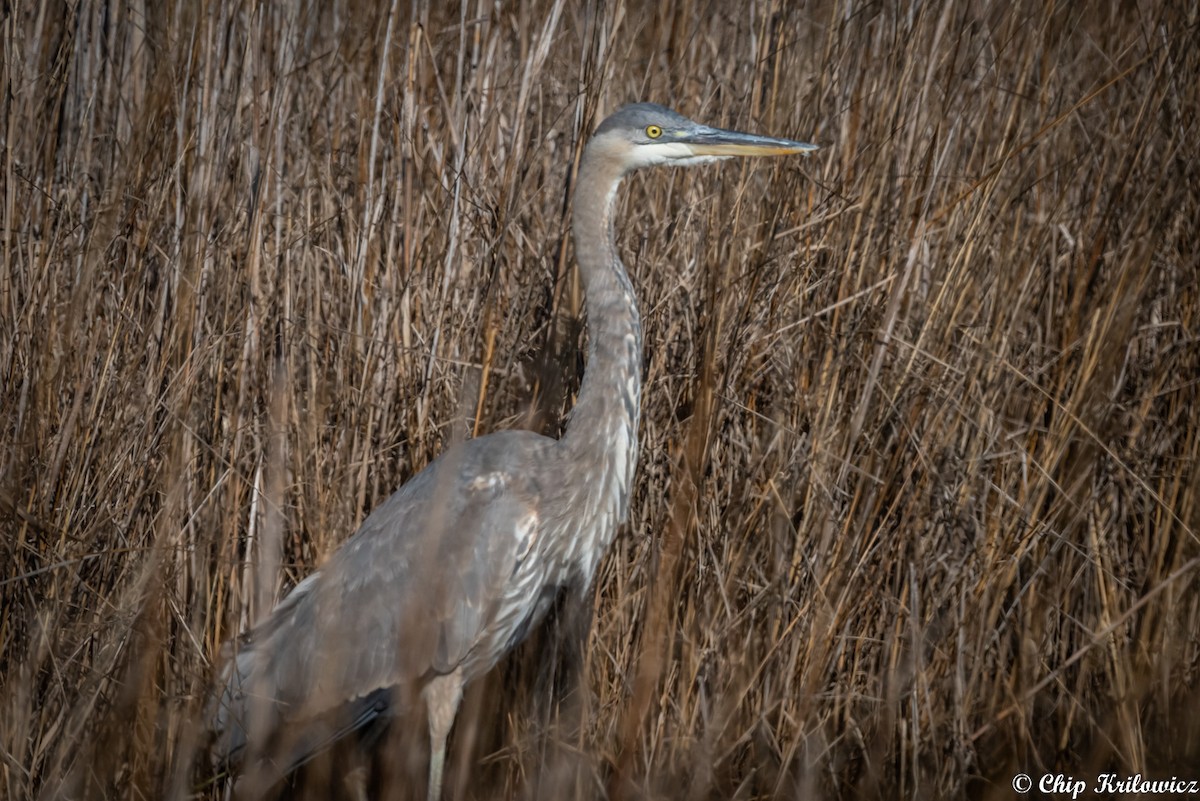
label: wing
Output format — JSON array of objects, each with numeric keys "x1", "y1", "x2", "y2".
[{"x1": 211, "y1": 430, "x2": 555, "y2": 765}]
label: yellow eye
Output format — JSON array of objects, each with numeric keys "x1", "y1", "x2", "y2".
[{"x1": 645, "y1": 125, "x2": 663, "y2": 139}]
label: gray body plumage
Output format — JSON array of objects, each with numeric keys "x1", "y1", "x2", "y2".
[
  {"x1": 213, "y1": 432, "x2": 565, "y2": 755},
  {"x1": 211, "y1": 102, "x2": 816, "y2": 800}
]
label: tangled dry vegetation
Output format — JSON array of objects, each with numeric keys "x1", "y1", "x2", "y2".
[{"x1": 3, "y1": 1, "x2": 1198, "y2": 799}]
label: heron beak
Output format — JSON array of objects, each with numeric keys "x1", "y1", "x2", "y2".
[{"x1": 680, "y1": 125, "x2": 819, "y2": 158}]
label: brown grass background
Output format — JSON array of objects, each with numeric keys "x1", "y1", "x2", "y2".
[{"x1": 3, "y1": 1, "x2": 1198, "y2": 798}]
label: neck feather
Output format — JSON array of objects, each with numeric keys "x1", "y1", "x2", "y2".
[{"x1": 559, "y1": 150, "x2": 642, "y2": 532}]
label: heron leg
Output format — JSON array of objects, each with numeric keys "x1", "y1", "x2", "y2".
[
  {"x1": 422, "y1": 669, "x2": 464, "y2": 801},
  {"x1": 232, "y1": 759, "x2": 283, "y2": 801},
  {"x1": 559, "y1": 588, "x2": 595, "y2": 687},
  {"x1": 342, "y1": 757, "x2": 370, "y2": 801}
]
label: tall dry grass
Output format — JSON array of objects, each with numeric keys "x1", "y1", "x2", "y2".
[{"x1": 3, "y1": 1, "x2": 1198, "y2": 798}]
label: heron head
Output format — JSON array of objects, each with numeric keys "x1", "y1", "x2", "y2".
[{"x1": 588, "y1": 102, "x2": 819, "y2": 174}]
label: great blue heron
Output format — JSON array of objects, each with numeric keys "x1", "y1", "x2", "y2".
[{"x1": 211, "y1": 102, "x2": 817, "y2": 800}]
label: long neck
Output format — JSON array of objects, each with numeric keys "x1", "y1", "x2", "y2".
[{"x1": 559, "y1": 150, "x2": 642, "y2": 530}]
